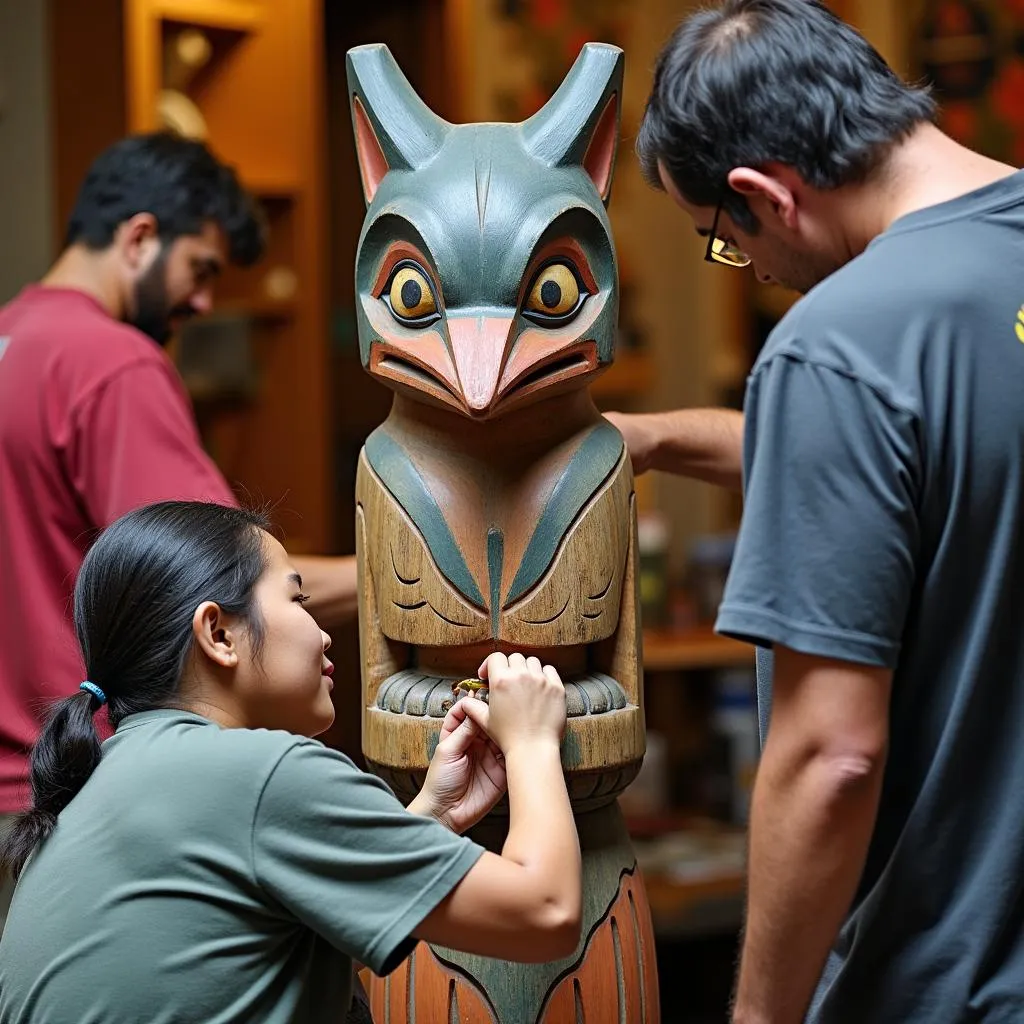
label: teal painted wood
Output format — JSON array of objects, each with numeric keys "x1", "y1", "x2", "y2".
[
  {"x1": 345, "y1": 44, "x2": 449, "y2": 176},
  {"x1": 520, "y1": 43, "x2": 622, "y2": 188},
  {"x1": 487, "y1": 527, "x2": 503, "y2": 636},
  {"x1": 363, "y1": 427, "x2": 485, "y2": 607},
  {"x1": 374, "y1": 668, "x2": 626, "y2": 720},
  {"x1": 347, "y1": 41, "x2": 621, "y2": 187},
  {"x1": 505, "y1": 421, "x2": 623, "y2": 603},
  {"x1": 431, "y1": 801, "x2": 638, "y2": 1023},
  {"x1": 347, "y1": 43, "x2": 624, "y2": 369},
  {"x1": 365, "y1": 422, "x2": 624, "y2": 614}
]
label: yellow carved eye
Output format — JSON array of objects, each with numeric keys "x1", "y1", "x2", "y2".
[
  {"x1": 524, "y1": 262, "x2": 584, "y2": 322},
  {"x1": 386, "y1": 262, "x2": 438, "y2": 323}
]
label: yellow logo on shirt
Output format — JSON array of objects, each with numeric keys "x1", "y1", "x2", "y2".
[{"x1": 1016, "y1": 306, "x2": 1024, "y2": 343}]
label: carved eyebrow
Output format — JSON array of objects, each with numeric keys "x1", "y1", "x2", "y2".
[
  {"x1": 371, "y1": 240, "x2": 442, "y2": 300},
  {"x1": 287, "y1": 572, "x2": 303, "y2": 589},
  {"x1": 519, "y1": 236, "x2": 599, "y2": 299}
]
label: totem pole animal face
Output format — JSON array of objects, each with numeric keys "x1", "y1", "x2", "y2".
[{"x1": 346, "y1": 43, "x2": 623, "y2": 420}]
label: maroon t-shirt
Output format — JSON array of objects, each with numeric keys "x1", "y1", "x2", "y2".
[{"x1": 0, "y1": 286, "x2": 237, "y2": 812}]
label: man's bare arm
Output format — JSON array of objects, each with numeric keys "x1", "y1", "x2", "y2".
[
  {"x1": 733, "y1": 646, "x2": 890, "y2": 1024},
  {"x1": 604, "y1": 408, "x2": 743, "y2": 490},
  {"x1": 290, "y1": 554, "x2": 358, "y2": 629}
]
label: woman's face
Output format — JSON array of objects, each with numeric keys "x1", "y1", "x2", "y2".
[{"x1": 233, "y1": 534, "x2": 335, "y2": 737}]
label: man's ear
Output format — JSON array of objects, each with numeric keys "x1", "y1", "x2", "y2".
[
  {"x1": 192, "y1": 601, "x2": 239, "y2": 669},
  {"x1": 727, "y1": 166, "x2": 798, "y2": 229},
  {"x1": 115, "y1": 212, "x2": 160, "y2": 271}
]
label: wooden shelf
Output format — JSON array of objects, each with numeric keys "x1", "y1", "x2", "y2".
[
  {"x1": 591, "y1": 348, "x2": 653, "y2": 398},
  {"x1": 633, "y1": 821, "x2": 747, "y2": 937},
  {"x1": 153, "y1": 0, "x2": 265, "y2": 33},
  {"x1": 642, "y1": 625, "x2": 754, "y2": 672},
  {"x1": 125, "y1": 0, "x2": 332, "y2": 551},
  {"x1": 644, "y1": 866, "x2": 745, "y2": 938}
]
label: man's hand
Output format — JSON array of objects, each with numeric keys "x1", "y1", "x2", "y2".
[
  {"x1": 603, "y1": 411, "x2": 660, "y2": 475},
  {"x1": 603, "y1": 408, "x2": 744, "y2": 490}
]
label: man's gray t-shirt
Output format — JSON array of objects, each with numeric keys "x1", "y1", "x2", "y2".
[
  {"x1": 717, "y1": 170, "x2": 1024, "y2": 1022},
  {"x1": 0, "y1": 710, "x2": 483, "y2": 1024}
]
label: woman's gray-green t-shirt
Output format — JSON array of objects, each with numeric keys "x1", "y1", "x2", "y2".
[{"x1": 0, "y1": 710, "x2": 483, "y2": 1024}]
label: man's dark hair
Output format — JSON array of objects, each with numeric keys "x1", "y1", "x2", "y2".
[
  {"x1": 65, "y1": 131, "x2": 266, "y2": 265},
  {"x1": 636, "y1": 0, "x2": 937, "y2": 231}
]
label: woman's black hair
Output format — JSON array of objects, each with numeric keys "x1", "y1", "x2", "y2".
[{"x1": 0, "y1": 501, "x2": 272, "y2": 878}]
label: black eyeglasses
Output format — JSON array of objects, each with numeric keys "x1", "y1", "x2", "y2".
[{"x1": 704, "y1": 194, "x2": 751, "y2": 268}]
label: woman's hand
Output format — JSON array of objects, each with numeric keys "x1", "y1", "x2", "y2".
[
  {"x1": 410, "y1": 652, "x2": 567, "y2": 832},
  {"x1": 411, "y1": 698, "x2": 506, "y2": 834},
  {"x1": 478, "y1": 652, "x2": 566, "y2": 755}
]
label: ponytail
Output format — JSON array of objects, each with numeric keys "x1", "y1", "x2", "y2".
[
  {"x1": 0, "y1": 687, "x2": 103, "y2": 879},
  {"x1": 1, "y1": 500, "x2": 271, "y2": 880}
]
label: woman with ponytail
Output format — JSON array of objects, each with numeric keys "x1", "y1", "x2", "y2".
[{"x1": 0, "y1": 501, "x2": 580, "y2": 1024}]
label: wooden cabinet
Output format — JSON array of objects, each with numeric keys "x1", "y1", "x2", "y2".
[
  {"x1": 643, "y1": 624, "x2": 752, "y2": 672},
  {"x1": 126, "y1": 0, "x2": 330, "y2": 551},
  {"x1": 636, "y1": 627, "x2": 752, "y2": 940},
  {"x1": 50, "y1": 0, "x2": 332, "y2": 552}
]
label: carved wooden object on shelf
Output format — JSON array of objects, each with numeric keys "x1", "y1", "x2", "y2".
[{"x1": 347, "y1": 41, "x2": 659, "y2": 1022}]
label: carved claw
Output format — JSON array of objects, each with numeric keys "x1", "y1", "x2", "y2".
[{"x1": 451, "y1": 678, "x2": 490, "y2": 703}]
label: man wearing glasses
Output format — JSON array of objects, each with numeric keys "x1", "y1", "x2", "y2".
[{"x1": 609, "y1": 1, "x2": 1024, "y2": 1022}]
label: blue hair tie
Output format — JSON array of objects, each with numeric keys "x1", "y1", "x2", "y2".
[{"x1": 79, "y1": 681, "x2": 107, "y2": 705}]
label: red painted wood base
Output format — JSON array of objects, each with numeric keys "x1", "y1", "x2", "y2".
[{"x1": 369, "y1": 863, "x2": 660, "y2": 1022}]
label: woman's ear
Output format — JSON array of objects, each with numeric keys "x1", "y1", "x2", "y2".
[
  {"x1": 192, "y1": 601, "x2": 239, "y2": 669},
  {"x1": 727, "y1": 165, "x2": 798, "y2": 229}
]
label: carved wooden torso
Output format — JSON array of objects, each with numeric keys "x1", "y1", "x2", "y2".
[
  {"x1": 356, "y1": 401, "x2": 644, "y2": 793},
  {"x1": 359, "y1": 420, "x2": 628, "y2": 647}
]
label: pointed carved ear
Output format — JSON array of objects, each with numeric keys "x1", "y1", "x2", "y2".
[
  {"x1": 521, "y1": 43, "x2": 624, "y2": 206},
  {"x1": 346, "y1": 44, "x2": 450, "y2": 206}
]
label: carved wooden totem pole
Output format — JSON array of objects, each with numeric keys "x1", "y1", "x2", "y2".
[{"x1": 348, "y1": 41, "x2": 660, "y2": 1023}]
